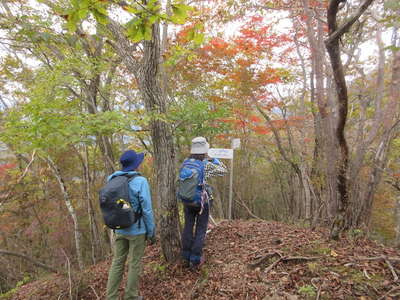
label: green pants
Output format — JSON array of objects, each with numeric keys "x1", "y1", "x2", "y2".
[{"x1": 106, "y1": 234, "x2": 146, "y2": 300}]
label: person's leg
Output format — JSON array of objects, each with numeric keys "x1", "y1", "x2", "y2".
[
  {"x1": 190, "y1": 204, "x2": 210, "y2": 265},
  {"x1": 106, "y1": 235, "x2": 129, "y2": 300},
  {"x1": 181, "y1": 205, "x2": 197, "y2": 262},
  {"x1": 124, "y1": 234, "x2": 146, "y2": 300}
]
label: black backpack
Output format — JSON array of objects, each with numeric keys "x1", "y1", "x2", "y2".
[{"x1": 99, "y1": 174, "x2": 143, "y2": 230}]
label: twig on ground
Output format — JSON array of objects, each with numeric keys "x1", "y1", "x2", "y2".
[
  {"x1": 358, "y1": 256, "x2": 400, "y2": 263},
  {"x1": 264, "y1": 257, "x2": 284, "y2": 274},
  {"x1": 311, "y1": 278, "x2": 321, "y2": 300},
  {"x1": 378, "y1": 286, "x2": 400, "y2": 300},
  {"x1": 249, "y1": 252, "x2": 319, "y2": 272},
  {"x1": 248, "y1": 252, "x2": 282, "y2": 269},
  {"x1": 283, "y1": 256, "x2": 319, "y2": 262},
  {"x1": 330, "y1": 271, "x2": 340, "y2": 277},
  {"x1": 90, "y1": 285, "x2": 100, "y2": 300},
  {"x1": 189, "y1": 277, "x2": 201, "y2": 299},
  {"x1": 357, "y1": 255, "x2": 400, "y2": 281},
  {"x1": 363, "y1": 268, "x2": 371, "y2": 280},
  {"x1": 384, "y1": 257, "x2": 399, "y2": 281}
]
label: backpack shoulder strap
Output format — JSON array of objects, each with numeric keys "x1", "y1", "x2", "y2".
[
  {"x1": 123, "y1": 172, "x2": 141, "y2": 180},
  {"x1": 182, "y1": 159, "x2": 206, "y2": 184},
  {"x1": 124, "y1": 173, "x2": 146, "y2": 206}
]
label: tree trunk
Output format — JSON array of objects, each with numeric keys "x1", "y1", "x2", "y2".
[
  {"x1": 302, "y1": 0, "x2": 338, "y2": 222},
  {"x1": 82, "y1": 146, "x2": 104, "y2": 263},
  {"x1": 45, "y1": 156, "x2": 84, "y2": 270},
  {"x1": 105, "y1": 20, "x2": 181, "y2": 261},
  {"x1": 137, "y1": 22, "x2": 181, "y2": 262},
  {"x1": 325, "y1": 0, "x2": 374, "y2": 239}
]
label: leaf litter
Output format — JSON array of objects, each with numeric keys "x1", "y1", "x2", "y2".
[{"x1": 9, "y1": 220, "x2": 400, "y2": 299}]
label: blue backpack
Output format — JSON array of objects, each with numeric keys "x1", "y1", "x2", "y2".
[{"x1": 177, "y1": 159, "x2": 205, "y2": 207}]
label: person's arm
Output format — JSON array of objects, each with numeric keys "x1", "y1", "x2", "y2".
[
  {"x1": 204, "y1": 158, "x2": 227, "y2": 180},
  {"x1": 138, "y1": 177, "x2": 155, "y2": 238}
]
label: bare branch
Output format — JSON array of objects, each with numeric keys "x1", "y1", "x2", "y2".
[
  {"x1": 325, "y1": 0, "x2": 374, "y2": 46},
  {"x1": 0, "y1": 150, "x2": 36, "y2": 205},
  {"x1": 0, "y1": 249, "x2": 59, "y2": 273}
]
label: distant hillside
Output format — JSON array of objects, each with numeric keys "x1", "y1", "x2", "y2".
[{"x1": 7, "y1": 220, "x2": 400, "y2": 299}]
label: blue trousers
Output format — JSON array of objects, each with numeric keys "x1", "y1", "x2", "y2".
[{"x1": 181, "y1": 203, "x2": 210, "y2": 265}]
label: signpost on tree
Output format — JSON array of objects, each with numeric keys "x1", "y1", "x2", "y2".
[{"x1": 208, "y1": 138, "x2": 240, "y2": 220}]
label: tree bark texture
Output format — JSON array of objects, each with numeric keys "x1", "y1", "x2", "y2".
[
  {"x1": 325, "y1": 0, "x2": 374, "y2": 239},
  {"x1": 137, "y1": 22, "x2": 181, "y2": 262},
  {"x1": 302, "y1": 0, "x2": 338, "y2": 222},
  {"x1": 106, "y1": 18, "x2": 181, "y2": 262}
]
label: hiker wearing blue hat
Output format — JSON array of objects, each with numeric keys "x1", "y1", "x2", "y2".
[
  {"x1": 105, "y1": 150, "x2": 155, "y2": 300},
  {"x1": 177, "y1": 137, "x2": 227, "y2": 269}
]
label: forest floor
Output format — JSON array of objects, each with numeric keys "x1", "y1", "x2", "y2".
[{"x1": 7, "y1": 220, "x2": 400, "y2": 300}]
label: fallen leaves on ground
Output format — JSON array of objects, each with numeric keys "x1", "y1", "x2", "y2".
[{"x1": 9, "y1": 220, "x2": 400, "y2": 299}]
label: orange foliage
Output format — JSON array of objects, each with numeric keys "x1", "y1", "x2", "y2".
[
  {"x1": 0, "y1": 163, "x2": 16, "y2": 177},
  {"x1": 249, "y1": 115, "x2": 262, "y2": 123},
  {"x1": 215, "y1": 133, "x2": 229, "y2": 139},
  {"x1": 253, "y1": 125, "x2": 271, "y2": 135},
  {"x1": 208, "y1": 95, "x2": 226, "y2": 103}
]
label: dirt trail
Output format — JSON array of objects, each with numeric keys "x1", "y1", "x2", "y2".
[{"x1": 10, "y1": 220, "x2": 400, "y2": 299}]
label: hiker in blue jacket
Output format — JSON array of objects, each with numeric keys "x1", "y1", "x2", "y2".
[
  {"x1": 106, "y1": 150, "x2": 155, "y2": 300},
  {"x1": 179, "y1": 137, "x2": 227, "y2": 269}
]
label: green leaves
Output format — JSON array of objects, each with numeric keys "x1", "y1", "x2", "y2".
[
  {"x1": 65, "y1": 0, "x2": 110, "y2": 32},
  {"x1": 384, "y1": 0, "x2": 400, "y2": 10},
  {"x1": 171, "y1": 3, "x2": 192, "y2": 24},
  {"x1": 169, "y1": 97, "x2": 231, "y2": 141},
  {"x1": 385, "y1": 45, "x2": 400, "y2": 52},
  {"x1": 126, "y1": 16, "x2": 156, "y2": 42},
  {"x1": 124, "y1": 1, "x2": 193, "y2": 43},
  {"x1": 186, "y1": 23, "x2": 205, "y2": 46},
  {"x1": 64, "y1": 0, "x2": 193, "y2": 42},
  {"x1": 123, "y1": 0, "x2": 161, "y2": 42}
]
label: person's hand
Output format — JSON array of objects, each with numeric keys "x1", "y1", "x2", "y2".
[{"x1": 211, "y1": 158, "x2": 220, "y2": 165}]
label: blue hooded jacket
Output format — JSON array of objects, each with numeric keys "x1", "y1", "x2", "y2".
[{"x1": 107, "y1": 171, "x2": 155, "y2": 237}]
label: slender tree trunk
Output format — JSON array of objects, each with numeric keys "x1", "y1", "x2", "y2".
[
  {"x1": 348, "y1": 22, "x2": 385, "y2": 222},
  {"x1": 82, "y1": 146, "x2": 103, "y2": 263},
  {"x1": 363, "y1": 44, "x2": 400, "y2": 224},
  {"x1": 302, "y1": 0, "x2": 337, "y2": 222},
  {"x1": 45, "y1": 156, "x2": 84, "y2": 270}
]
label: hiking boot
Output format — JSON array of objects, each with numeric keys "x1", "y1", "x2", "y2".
[
  {"x1": 180, "y1": 258, "x2": 190, "y2": 268},
  {"x1": 189, "y1": 257, "x2": 205, "y2": 270}
]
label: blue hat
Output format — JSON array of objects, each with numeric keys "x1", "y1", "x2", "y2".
[{"x1": 120, "y1": 150, "x2": 145, "y2": 172}]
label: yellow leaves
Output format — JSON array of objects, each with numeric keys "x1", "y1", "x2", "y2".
[{"x1": 330, "y1": 250, "x2": 339, "y2": 257}]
